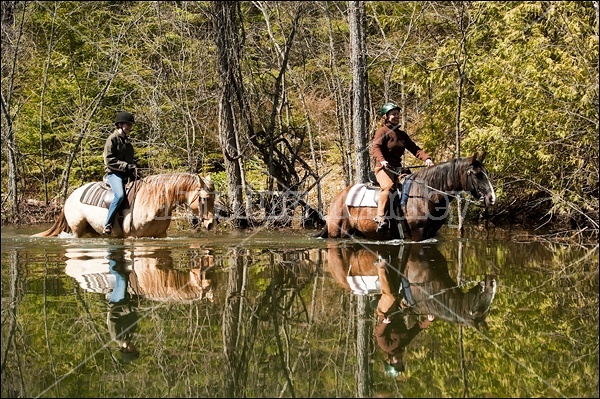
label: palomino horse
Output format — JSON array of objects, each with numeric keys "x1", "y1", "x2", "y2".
[
  {"x1": 326, "y1": 242, "x2": 497, "y2": 329},
  {"x1": 317, "y1": 153, "x2": 496, "y2": 241},
  {"x1": 34, "y1": 173, "x2": 215, "y2": 238},
  {"x1": 64, "y1": 245, "x2": 216, "y2": 302}
]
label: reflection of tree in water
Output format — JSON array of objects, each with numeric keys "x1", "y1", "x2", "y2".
[
  {"x1": 222, "y1": 249, "x2": 320, "y2": 398},
  {"x1": 257, "y1": 253, "x2": 314, "y2": 323}
]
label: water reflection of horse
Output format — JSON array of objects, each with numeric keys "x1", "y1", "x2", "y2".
[
  {"x1": 317, "y1": 154, "x2": 496, "y2": 241},
  {"x1": 34, "y1": 173, "x2": 215, "y2": 238},
  {"x1": 326, "y1": 242, "x2": 497, "y2": 329},
  {"x1": 65, "y1": 245, "x2": 216, "y2": 302}
]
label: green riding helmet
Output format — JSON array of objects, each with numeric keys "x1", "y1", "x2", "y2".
[
  {"x1": 384, "y1": 362, "x2": 401, "y2": 378},
  {"x1": 115, "y1": 111, "x2": 135, "y2": 125},
  {"x1": 379, "y1": 102, "x2": 400, "y2": 117}
]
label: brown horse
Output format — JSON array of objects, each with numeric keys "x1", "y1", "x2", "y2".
[
  {"x1": 33, "y1": 173, "x2": 215, "y2": 238},
  {"x1": 400, "y1": 244, "x2": 497, "y2": 329},
  {"x1": 317, "y1": 153, "x2": 496, "y2": 241},
  {"x1": 326, "y1": 242, "x2": 497, "y2": 329}
]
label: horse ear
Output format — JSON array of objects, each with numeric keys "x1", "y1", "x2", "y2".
[
  {"x1": 470, "y1": 153, "x2": 477, "y2": 164},
  {"x1": 478, "y1": 151, "x2": 487, "y2": 163}
]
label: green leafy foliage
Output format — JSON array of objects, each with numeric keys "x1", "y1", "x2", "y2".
[{"x1": 1, "y1": 1, "x2": 597, "y2": 231}]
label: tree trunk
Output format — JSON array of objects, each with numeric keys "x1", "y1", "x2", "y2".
[
  {"x1": 324, "y1": 3, "x2": 352, "y2": 186},
  {"x1": 454, "y1": 2, "x2": 473, "y2": 237},
  {"x1": 213, "y1": 1, "x2": 247, "y2": 227},
  {"x1": 1, "y1": 2, "x2": 25, "y2": 223},
  {"x1": 349, "y1": 1, "x2": 370, "y2": 183}
]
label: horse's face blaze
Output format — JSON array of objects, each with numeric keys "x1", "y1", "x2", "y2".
[
  {"x1": 191, "y1": 182, "x2": 215, "y2": 230},
  {"x1": 469, "y1": 162, "x2": 496, "y2": 207}
]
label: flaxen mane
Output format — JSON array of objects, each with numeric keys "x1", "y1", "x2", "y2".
[{"x1": 133, "y1": 173, "x2": 203, "y2": 210}]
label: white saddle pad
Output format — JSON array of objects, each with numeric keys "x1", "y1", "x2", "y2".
[
  {"x1": 346, "y1": 275, "x2": 381, "y2": 295},
  {"x1": 345, "y1": 184, "x2": 379, "y2": 208}
]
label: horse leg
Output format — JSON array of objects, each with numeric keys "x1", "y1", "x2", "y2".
[
  {"x1": 62, "y1": 200, "x2": 98, "y2": 237},
  {"x1": 68, "y1": 218, "x2": 92, "y2": 237},
  {"x1": 325, "y1": 190, "x2": 351, "y2": 238},
  {"x1": 327, "y1": 213, "x2": 344, "y2": 238},
  {"x1": 339, "y1": 218, "x2": 355, "y2": 238}
]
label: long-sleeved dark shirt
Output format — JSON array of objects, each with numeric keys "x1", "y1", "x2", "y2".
[
  {"x1": 371, "y1": 122, "x2": 431, "y2": 168},
  {"x1": 374, "y1": 315, "x2": 428, "y2": 357},
  {"x1": 103, "y1": 129, "x2": 135, "y2": 176}
]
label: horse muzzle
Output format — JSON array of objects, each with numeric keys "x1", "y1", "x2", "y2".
[{"x1": 481, "y1": 192, "x2": 496, "y2": 207}]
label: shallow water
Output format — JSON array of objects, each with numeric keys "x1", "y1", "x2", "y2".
[{"x1": 1, "y1": 224, "x2": 598, "y2": 398}]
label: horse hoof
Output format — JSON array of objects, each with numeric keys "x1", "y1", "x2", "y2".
[{"x1": 373, "y1": 217, "x2": 389, "y2": 232}]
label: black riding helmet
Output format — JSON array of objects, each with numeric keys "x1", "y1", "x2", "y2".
[{"x1": 115, "y1": 111, "x2": 135, "y2": 125}]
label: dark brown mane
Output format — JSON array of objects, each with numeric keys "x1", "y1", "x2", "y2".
[
  {"x1": 409, "y1": 283, "x2": 468, "y2": 323},
  {"x1": 410, "y1": 157, "x2": 470, "y2": 195}
]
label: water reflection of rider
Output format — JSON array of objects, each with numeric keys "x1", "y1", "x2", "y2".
[
  {"x1": 106, "y1": 246, "x2": 139, "y2": 363},
  {"x1": 374, "y1": 256, "x2": 434, "y2": 377}
]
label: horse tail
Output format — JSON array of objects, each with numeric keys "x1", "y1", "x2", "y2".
[{"x1": 32, "y1": 209, "x2": 71, "y2": 237}]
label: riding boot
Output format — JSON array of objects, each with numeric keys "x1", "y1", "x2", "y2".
[{"x1": 375, "y1": 190, "x2": 390, "y2": 232}]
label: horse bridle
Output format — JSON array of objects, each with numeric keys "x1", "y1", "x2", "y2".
[
  {"x1": 386, "y1": 163, "x2": 489, "y2": 206},
  {"x1": 194, "y1": 177, "x2": 211, "y2": 223},
  {"x1": 466, "y1": 165, "x2": 490, "y2": 204}
]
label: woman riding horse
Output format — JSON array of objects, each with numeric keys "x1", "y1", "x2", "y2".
[
  {"x1": 317, "y1": 153, "x2": 496, "y2": 241},
  {"x1": 372, "y1": 102, "x2": 434, "y2": 232}
]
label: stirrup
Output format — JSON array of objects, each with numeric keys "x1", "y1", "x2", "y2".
[{"x1": 103, "y1": 225, "x2": 112, "y2": 235}]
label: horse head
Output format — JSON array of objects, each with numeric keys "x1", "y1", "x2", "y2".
[
  {"x1": 463, "y1": 274, "x2": 497, "y2": 330},
  {"x1": 466, "y1": 152, "x2": 497, "y2": 208},
  {"x1": 191, "y1": 176, "x2": 215, "y2": 230}
]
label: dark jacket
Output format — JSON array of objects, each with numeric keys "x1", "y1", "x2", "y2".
[
  {"x1": 375, "y1": 313, "x2": 429, "y2": 357},
  {"x1": 104, "y1": 129, "x2": 135, "y2": 176},
  {"x1": 107, "y1": 302, "x2": 138, "y2": 346},
  {"x1": 371, "y1": 122, "x2": 431, "y2": 168}
]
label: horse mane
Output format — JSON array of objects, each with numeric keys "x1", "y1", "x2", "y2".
[
  {"x1": 409, "y1": 157, "x2": 470, "y2": 195},
  {"x1": 133, "y1": 173, "x2": 205, "y2": 210},
  {"x1": 140, "y1": 172, "x2": 201, "y2": 188},
  {"x1": 410, "y1": 283, "x2": 470, "y2": 325},
  {"x1": 135, "y1": 265, "x2": 214, "y2": 302}
]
